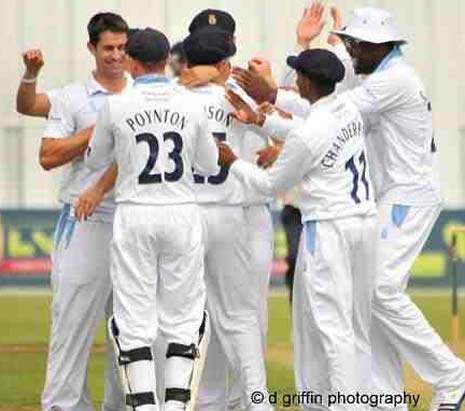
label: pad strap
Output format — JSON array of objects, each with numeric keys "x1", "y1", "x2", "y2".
[
  {"x1": 198, "y1": 312, "x2": 207, "y2": 341},
  {"x1": 166, "y1": 343, "x2": 198, "y2": 360},
  {"x1": 165, "y1": 388, "x2": 191, "y2": 403},
  {"x1": 126, "y1": 392, "x2": 156, "y2": 407},
  {"x1": 119, "y1": 347, "x2": 152, "y2": 365}
]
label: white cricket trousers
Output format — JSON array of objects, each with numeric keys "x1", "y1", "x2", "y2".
[
  {"x1": 42, "y1": 204, "x2": 124, "y2": 411},
  {"x1": 226, "y1": 204, "x2": 274, "y2": 410},
  {"x1": 244, "y1": 204, "x2": 274, "y2": 351},
  {"x1": 371, "y1": 204, "x2": 465, "y2": 409},
  {"x1": 196, "y1": 205, "x2": 269, "y2": 411},
  {"x1": 293, "y1": 214, "x2": 379, "y2": 411},
  {"x1": 111, "y1": 203, "x2": 206, "y2": 351}
]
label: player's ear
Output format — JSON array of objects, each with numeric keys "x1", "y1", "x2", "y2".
[
  {"x1": 87, "y1": 41, "x2": 97, "y2": 56},
  {"x1": 217, "y1": 60, "x2": 230, "y2": 75}
]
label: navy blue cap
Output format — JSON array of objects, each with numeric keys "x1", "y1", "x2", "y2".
[
  {"x1": 188, "y1": 9, "x2": 236, "y2": 34},
  {"x1": 126, "y1": 27, "x2": 170, "y2": 64},
  {"x1": 128, "y1": 28, "x2": 140, "y2": 38},
  {"x1": 287, "y1": 49, "x2": 345, "y2": 84},
  {"x1": 183, "y1": 26, "x2": 236, "y2": 65}
]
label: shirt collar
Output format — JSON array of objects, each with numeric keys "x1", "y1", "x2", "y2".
[
  {"x1": 85, "y1": 72, "x2": 113, "y2": 96},
  {"x1": 375, "y1": 46, "x2": 403, "y2": 72},
  {"x1": 133, "y1": 73, "x2": 170, "y2": 86},
  {"x1": 309, "y1": 92, "x2": 336, "y2": 111}
]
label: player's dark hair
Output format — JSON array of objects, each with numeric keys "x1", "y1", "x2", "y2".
[
  {"x1": 299, "y1": 70, "x2": 336, "y2": 97},
  {"x1": 171, "y1": 42, "x2": 187, "y2": 63},
  {"x1": 87, "y1": 12, "x2": 129, "y2": 46},
  {"x1": 314, "y1": 79, "x2": 336, "y2": 96}
]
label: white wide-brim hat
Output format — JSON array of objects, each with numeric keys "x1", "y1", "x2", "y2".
[{"x1": 332, "y1": 7, "x2": 407, "y2": 45}]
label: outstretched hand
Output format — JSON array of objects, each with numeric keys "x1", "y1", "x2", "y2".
[
  {"x1": 226, "y1": 89, "x2": 263, "y2": 125},
  {"x1": 297, "y1": 2, "x2": 326, "y2": 48},
  {"x1": 231, "y1": 66, "x2": 277, "y2": 104}
]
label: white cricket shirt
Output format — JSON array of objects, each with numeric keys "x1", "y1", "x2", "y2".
[
  {"x1": 43, "y1": 73, "x2": 132, "y2": 218},
  {"x1": 85, "y1": 74, "x2": 218, "y2": 206},
  {"x1": 274, "y1": 46, "x2": 442, "y2": 206},
  {"x1": 231, "y1": 93, "x2": 377, "y2": 222},
  {"x1": 188, "y1": 82, "x2": 252, "y2": 206}
]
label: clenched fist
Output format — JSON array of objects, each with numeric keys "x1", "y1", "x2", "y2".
[{"x1": 22, "y1": 49, "x2": 44, "y2": 77}]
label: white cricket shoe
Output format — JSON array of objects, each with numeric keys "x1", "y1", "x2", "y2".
[{"x1": 430, "y1": 386, "x2": 465, "y2": 411}]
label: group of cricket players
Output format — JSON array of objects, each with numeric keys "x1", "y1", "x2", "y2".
[{"x1": 15, "y1": 2, "x2": 465, "y2": 411}]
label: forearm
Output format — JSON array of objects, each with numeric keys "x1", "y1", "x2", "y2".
[
  {"x1": 260, "y1": 112, "x2": 303, "y2": 140},
  {"x1": 275, "y1": 89, "x2": 310, "y2": 117},
  {"x1": 93, "y1": 163, "x2": 118, "y2": 195},
  {"x1": 231, "y1": 159, "x2": 277, "y2": 197},
  {"x1": 16, "y1": 72, "x2": 50, "y2": 117},
  {"x1": 40, "y1": 128, "x2": 92, "y2": 170}
]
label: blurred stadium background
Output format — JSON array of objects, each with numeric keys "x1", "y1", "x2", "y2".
[{"x1": 0, "y1": 0, "x2": 464, "y2": 409}]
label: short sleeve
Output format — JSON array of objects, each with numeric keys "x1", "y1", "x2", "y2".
[
  {"x1": 43, "y1": 90, "x2": 74, "y2": 138},
  {"x1": 343, "y1": 70, "x2": 406, "y2": 115}
]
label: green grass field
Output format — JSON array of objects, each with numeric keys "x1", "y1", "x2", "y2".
[{"x1": 1, "y1": 289, "x2": 464, "y2": 410}]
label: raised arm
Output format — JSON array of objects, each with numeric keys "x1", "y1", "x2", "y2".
[
  {"x1": 225, "y1": 89, "x2": 303, "y2": 140},
  {"x1": 296, "y1": 1, "x2": 326, "y2": 49},
  {"x1": 16, "y1": 49, "x2": 51, "y2": 117}
]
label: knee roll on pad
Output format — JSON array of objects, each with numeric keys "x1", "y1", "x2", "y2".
[
  {"x1": 119, "y1": 347, "x2": 153, "y2": 365},
  {"x1": 165, "y1": 387, "x2": 191, "y2": 403},
  {"x1": 166, "y1": 342, "x2": 199, "y2": 360},
  {"x1": 108, "y1": 317, "x2": 153, "y2": 365},
  {"x1": 126, "y1": 392, "x2": 156, "y2": 407}
]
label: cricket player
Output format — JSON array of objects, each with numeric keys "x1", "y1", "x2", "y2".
[
  {"x1": 183, "y1": 10, "x2": 276, "y2": 410},
  {"x1": 85, "y1": 28, "x2": 219, "y2": 411},
  {"x1": 29, "y1": 13, "x2": 130, "y2": 411},
  {"x1": 281, "y1": 6, "x2": 465, "y2": 410},
  {"x1": 241, "y1": 4, "x2": 465, "y2": 410},
  {"x1": 330, "y1": 9, "x2": 465, "y2": 410},
  {"x1": 219, "y1": 48, "x2": 378, "y2": 411},
  {"x1": 180, "y1": 26, "x2": 272, "y2": 411}
]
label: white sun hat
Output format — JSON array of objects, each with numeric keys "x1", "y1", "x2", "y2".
[{"x1": 332, "y1": 7, "x2": 407, "y2": 44}]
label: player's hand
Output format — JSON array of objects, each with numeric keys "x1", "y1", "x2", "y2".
[
  {"x1": 257, "y1": 102, "x2": 276, "y2": 115},
  {"x1": 22, "y1": 49, "x2": 44, "y2": 77},
  {"x1": 74, "y1": 185, "x2": 105, "y2": 222},
  {"x1": 297, "y1": 2, "x2": 326, "y2": 48},
  {"x1": 248, "y1": 57, "x2": 272, "y2": 77},
  {"x1": 226, "y1": 89, "x2": 263, "y2": 125},
  {"x1": 231, "y1": 66, "x2": 277, "y2": 104},
  {"x1": 248, "y1": 57, "x2": 278, "y2": 88},
  {"x1": 217, "y1": 142, "x2": 237, "y2": 166},
  {"x1": 180, "y1": 66, "x2": 219, "y2": 88},
  {"x1": 276, "y1": 107, "x2": 293, "y2": 119},
  {"x1": 257, "y1": 102, "x2": 293, "y2": 120},
  {"x1": 256, "y1": 145, "x2": 280, "y2": 169},
  {"x1": 328, "y1": 6, "x2": 344, "y2": 46}
]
